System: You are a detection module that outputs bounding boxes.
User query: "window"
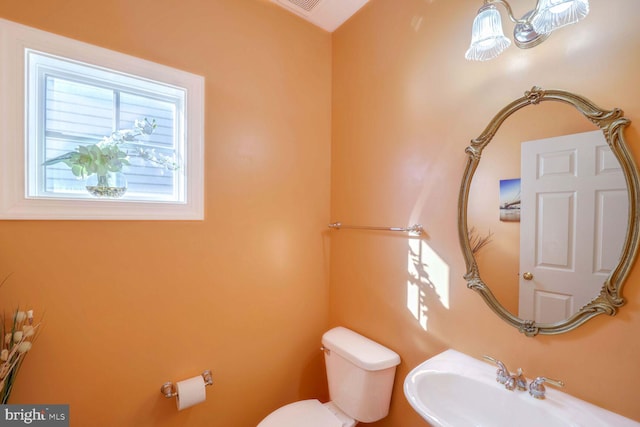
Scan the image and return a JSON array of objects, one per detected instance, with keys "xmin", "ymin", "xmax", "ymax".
[
  {"xmin": 28, "ymin": 51, "xmax": 186, "ymax": 202},
  {"xmin": 0, "ymin": 18, "xmax": 204, "ymax": 219}
]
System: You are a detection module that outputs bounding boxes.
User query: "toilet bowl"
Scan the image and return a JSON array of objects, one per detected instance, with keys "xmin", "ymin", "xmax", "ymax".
[
  {"xmin": 257, "ymin": 400, "xmax": 355, "ymax": 427},
  {"xmin": 257, "ymin": 327, "xmax": 401, "ymax": 427}
]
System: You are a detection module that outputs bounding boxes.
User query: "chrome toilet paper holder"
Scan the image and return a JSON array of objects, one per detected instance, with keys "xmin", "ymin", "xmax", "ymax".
[{"xmin": 160, "ymin": 370, "xmax": 213, "ymax": 398}]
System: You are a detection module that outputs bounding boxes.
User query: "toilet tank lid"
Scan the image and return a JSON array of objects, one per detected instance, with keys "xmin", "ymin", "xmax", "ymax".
[{"xmin": 322, "ymin": 327, "xmax": 401, "ymax": 371}]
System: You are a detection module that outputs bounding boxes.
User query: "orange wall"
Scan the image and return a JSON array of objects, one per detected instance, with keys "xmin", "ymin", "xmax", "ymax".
[
  {"xmin": 3, "ymin": 0, "xmax": 640, "ymax": 426},
  {"xmin": 0, "ymin": 1, "xmax": 331, "ymax": 426},
  {"xmin": 331, "ymin": 0, "xmax": 640, "ymax": 425}
]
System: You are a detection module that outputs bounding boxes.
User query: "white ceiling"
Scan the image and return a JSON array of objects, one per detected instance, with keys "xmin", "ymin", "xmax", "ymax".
[{"xmin": 271, "ymin": 0, "xmax": 369, "ymax": 32}]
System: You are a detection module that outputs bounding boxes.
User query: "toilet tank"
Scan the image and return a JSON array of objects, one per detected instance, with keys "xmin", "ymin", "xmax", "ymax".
[{"xmin": 321, "ymin": 327, "xmax": 401, "ymax": 423}]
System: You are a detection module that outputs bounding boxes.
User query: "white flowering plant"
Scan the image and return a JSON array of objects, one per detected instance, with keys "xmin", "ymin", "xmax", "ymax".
[
  {"xmin": 0, "ymin": 305, "xmax": 40, "ymax": 404},
  {"xmin": 43, "ymin": 118, "xmax": 179, "ymax": 179}
]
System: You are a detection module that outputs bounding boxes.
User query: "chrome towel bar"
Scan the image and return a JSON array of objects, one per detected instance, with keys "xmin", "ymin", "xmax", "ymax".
[{"xmin": 328, "ymin": 222, "xmax": 424, "ymax": 235}]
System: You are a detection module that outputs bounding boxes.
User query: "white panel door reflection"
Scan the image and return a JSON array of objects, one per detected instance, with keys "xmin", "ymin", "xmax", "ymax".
[{"xmin": 519, "ymin": 130, "xmax": 628, "ymax": 323}]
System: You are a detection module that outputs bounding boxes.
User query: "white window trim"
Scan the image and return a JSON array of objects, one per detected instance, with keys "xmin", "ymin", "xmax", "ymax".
[{"xmin": 0, "ymin": 18, "xmax": 205, "ymax": 220}]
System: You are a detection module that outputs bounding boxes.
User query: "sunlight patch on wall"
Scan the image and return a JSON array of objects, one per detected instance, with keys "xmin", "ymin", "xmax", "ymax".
[{"xmin": 407, "ymin": 238, "xmax": 450, "ymax": 330}]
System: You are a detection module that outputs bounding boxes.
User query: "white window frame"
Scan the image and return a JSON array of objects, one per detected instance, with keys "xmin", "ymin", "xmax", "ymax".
[
  {"xmin": 0, "ymin": 18, "xmax": 205, "ymax": 220},
  {"xmin": 27, "ymin": 50, "xmax": 187, "ymax": 203}
]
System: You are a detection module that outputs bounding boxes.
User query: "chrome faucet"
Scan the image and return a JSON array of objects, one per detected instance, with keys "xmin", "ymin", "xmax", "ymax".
[
  {"xmin": 513, "ymin": 368, "xmax": 527, "ymax": 391},
  {"xmin": 483, "ymin": 356, "xmax": 528, "ymax": 391},
  {"xmin": 529, "ymin": 376, "xmax": 565, "ymax": 399},
  {"xmin": 483, "ymin": 355, "xmax": 565, "ymax": 399}
]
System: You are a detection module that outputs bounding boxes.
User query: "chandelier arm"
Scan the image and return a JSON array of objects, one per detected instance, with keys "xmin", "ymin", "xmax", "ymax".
[{"xmin": 484, "ymin": 0, "xmax": 540, "ymax": 25}]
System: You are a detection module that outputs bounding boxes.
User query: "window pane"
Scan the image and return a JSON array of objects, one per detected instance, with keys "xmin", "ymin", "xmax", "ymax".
[
  {"xmin": 119, "ymin": 92, "xmax": 178, "ymax": 198},
  {"xmin": 45, "ymin": 76, "xmax": 113, "ymax": 139},
  {"xmin": 44, "ymin": 76, "xmax": 114, "ymax": 194},
  {"xmin": 36, "ymin": 56, "xmax": 184, "ymax": 202}
]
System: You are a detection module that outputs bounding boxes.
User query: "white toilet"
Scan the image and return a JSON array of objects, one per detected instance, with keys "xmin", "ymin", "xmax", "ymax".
[{"xmin": 257, "ymin": 326, "xmax": 401, "ymax": 427}]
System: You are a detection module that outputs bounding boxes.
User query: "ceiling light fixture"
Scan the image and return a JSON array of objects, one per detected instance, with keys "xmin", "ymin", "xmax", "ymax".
[{"xmin": 465, "ymin": 0, "xmax": 589, "ymax": 61}]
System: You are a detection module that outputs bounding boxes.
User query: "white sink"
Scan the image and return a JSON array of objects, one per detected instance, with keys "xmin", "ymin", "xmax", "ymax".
[{"xmin": 404, "ymin": 349, "xmax": 640, "ymax": 427}]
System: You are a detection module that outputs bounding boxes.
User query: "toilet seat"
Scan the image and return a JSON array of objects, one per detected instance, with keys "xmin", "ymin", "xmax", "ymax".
[{"xmin": 257, "ymin": 399, "xmax": 345, "ymax": 427}]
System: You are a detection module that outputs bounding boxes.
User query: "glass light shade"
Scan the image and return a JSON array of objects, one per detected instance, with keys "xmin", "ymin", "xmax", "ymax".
[
  {"xmin": 465, "ymin": 5, "xmax": 512, "ymax": 61},
  {"xmin": 530, "ymin": 0, "xmax": 589, "ymax": 35}
]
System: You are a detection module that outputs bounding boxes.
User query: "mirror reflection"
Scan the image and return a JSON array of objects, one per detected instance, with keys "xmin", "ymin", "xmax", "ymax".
[{"xmin": 458, "ymin": 87, "xmax": 640, "ymax": 336}]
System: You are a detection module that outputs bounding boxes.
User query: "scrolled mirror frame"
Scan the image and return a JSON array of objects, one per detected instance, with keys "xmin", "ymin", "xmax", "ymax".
[{"xmin": 458, "ymin": 86, "xmax": 640, "ymax": 336}]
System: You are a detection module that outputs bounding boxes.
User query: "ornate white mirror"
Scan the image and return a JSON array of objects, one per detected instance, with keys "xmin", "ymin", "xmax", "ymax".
[{"xmin": 458, "ymin": 87, "xmax": 640, "ymax": 336}]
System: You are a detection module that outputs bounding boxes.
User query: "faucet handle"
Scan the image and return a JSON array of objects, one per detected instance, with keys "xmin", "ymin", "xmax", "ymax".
[
  {"xmin": 482, "ymin": 355, "xmax": 510, "ymax": 385},
  {"xmin": 529, "ymin": 376, "xmax": 565, "ymax": 399}
]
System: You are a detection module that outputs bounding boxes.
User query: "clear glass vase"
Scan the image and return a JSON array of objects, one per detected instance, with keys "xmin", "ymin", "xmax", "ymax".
[{"xmin": 85, "ymin": 172, "xmax": 128, "ymax": 198}]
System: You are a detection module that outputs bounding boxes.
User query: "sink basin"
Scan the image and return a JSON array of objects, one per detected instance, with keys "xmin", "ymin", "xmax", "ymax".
[{"xmin": 404, "ymin": 349, "xmax": 640, "ymax": 427}]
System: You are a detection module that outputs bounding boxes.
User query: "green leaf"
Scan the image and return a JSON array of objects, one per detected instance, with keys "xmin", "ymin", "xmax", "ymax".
[{"xmin": 70, "ymin": 164, "xmax": 84, "ymax": 177}]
